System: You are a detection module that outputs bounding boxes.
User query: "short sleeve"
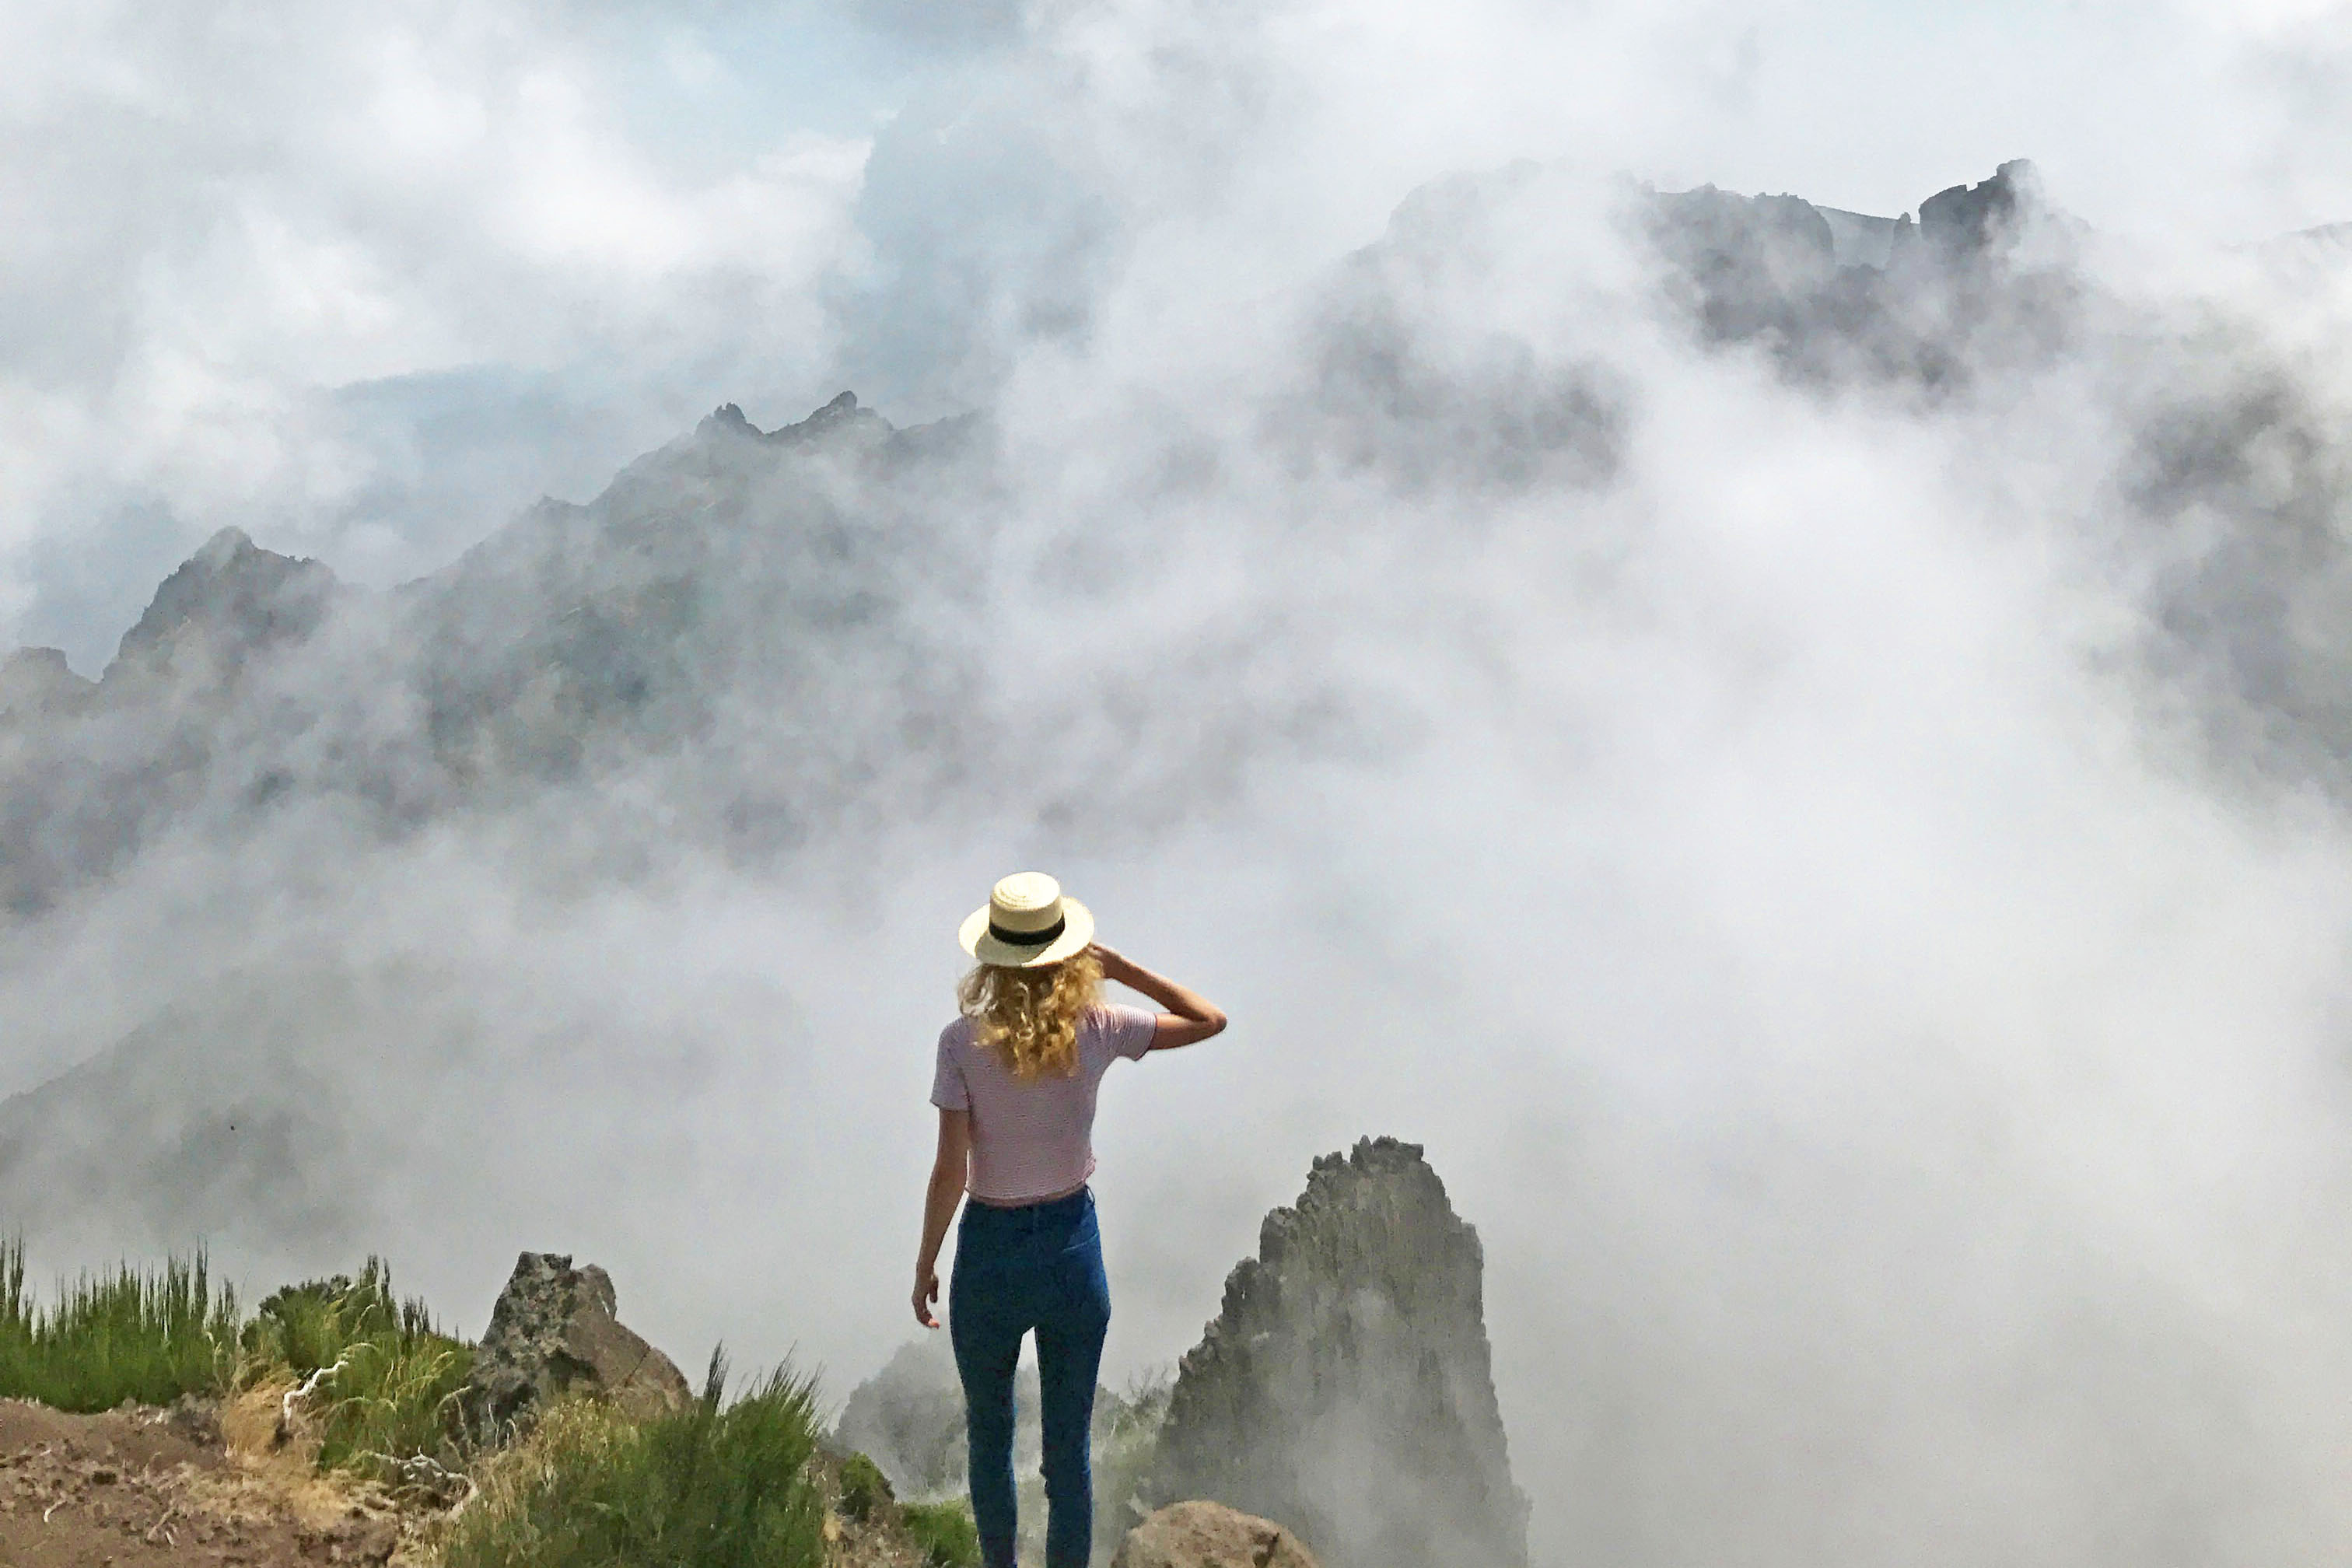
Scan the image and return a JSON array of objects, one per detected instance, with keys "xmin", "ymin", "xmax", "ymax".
[
  {"xmin": 1101, "ymin": 1003, "xmax": 1159, "ymax": 1062},
  {"xmin": 930, "ymin": 1025, "xmax": 970, "ymax": 1111}
]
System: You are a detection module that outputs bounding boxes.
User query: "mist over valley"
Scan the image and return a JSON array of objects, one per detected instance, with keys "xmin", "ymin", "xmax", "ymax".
[{"xmin": 11, "ymin": 5, "xmax": 2352, "ymax": 1560}]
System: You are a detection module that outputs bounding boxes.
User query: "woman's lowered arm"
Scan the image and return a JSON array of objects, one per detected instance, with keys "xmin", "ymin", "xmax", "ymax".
[{"xmin": 913, "ymin": 1108, "xmax": 971, "ymax": 1328}]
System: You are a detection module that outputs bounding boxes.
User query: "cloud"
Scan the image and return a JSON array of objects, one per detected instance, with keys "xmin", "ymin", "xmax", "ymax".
[
  {"xmin": 0, "ymin": 0, "xmax": 870, "ymax": 663},
  {"xmin": 17, "ymin": 3, "xmax": 2352, "ymax": 1566},
  {"xmin": 14, "ymin": 0, "xmax": 2352, "ymax": 667}
]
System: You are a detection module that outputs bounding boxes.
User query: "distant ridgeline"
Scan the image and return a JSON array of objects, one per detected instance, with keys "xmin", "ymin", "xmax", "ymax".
[
  {"xmin": 1359, "ymin": 156, "xmax": 2083, "ymax": 395},
  {"xmin": 0, "ymin": 393, "xmax": 988, "ymax": 915},
  {"xmin": 8, "ymin": 157, "xmax": 2352, "ymax": 919}
]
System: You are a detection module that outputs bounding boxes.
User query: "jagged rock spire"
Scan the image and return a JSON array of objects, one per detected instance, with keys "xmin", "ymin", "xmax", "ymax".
[{"xmin": 1146, "ymin": 1137, "xmax": 1528, "ymax": 1568}]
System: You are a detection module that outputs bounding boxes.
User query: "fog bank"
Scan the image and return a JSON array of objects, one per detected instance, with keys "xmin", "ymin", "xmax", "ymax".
[{"xmin": 11, "ymin": 5, "xmax": 2352, "ymax": 1566}]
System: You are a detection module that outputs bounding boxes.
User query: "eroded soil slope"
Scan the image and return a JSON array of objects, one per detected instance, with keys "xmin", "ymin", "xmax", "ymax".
[{"xmin": 0, "ymin": 1396, "xmax": 405, "ymax": 1568}]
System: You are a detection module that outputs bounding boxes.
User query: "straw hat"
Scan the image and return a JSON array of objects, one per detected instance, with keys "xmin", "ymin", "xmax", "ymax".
[{"xmin": 960, "ymin": 871, "xmax": 1094, "ymax": 968}]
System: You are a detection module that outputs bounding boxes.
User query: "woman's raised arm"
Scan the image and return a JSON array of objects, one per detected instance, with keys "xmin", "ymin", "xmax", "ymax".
[{"xmin": 1089, "ymin": 943, "xmax": 1227, "ymax": 1050}]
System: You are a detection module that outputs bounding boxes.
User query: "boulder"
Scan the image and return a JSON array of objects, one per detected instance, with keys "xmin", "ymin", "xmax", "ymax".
[
  {"xmin": 1113, "ymin": 1501, "xmax": 1320, "ymax": 1568},
  {"xmin": 1145, "ymin": 1136, "xmax": 1528, "ymax": 1568},
  {"xmin": 458, "ymin": 1251, "xmax": 693, "ymax": 1444}
]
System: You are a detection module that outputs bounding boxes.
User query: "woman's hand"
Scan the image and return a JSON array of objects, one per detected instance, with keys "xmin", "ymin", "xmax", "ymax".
[
  {"xmin": 1090, "ymin": 943, "xmax": 1226, "ymax": 1050},
  {"xmin": 913, "ymin": 1268, "xmax": 942, "ymax": 1329}
]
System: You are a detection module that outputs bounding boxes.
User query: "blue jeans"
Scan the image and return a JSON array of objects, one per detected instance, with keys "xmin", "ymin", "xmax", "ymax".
[{"xmin": 950, "ymin": 1187, "xmax": 1112, "ymax": 1568}]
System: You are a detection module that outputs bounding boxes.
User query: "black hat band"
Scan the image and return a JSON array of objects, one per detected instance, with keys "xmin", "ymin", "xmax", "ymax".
[{"xmin": 988, "ymin": 915, "xmax": 1066, "ymax": 949}]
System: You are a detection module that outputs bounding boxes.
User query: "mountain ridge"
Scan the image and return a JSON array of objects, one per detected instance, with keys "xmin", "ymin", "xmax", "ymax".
[{"xmin": 6, "ymin": 156, "xmax": 2351, "ymax": 920}]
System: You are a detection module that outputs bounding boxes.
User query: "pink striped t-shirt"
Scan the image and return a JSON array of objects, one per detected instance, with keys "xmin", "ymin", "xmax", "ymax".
[{"xmin": 930, "ymin": 1003, "xmax": 1160, "ymax": 1203}]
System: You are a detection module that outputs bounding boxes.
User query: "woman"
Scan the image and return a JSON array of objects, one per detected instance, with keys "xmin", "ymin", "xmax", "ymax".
[{"xmin": 914, "ymin": 871, "xmax": 1227, "ymax": 1568}]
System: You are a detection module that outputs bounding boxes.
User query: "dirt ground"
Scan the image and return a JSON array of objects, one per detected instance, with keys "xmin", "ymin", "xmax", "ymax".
[
  {"xmin": 0, "ymin": 1394, "xmax": 937, "ymax": 1568},
  {"xmin": 0, "ymin": 1395, "xmax": 411, "ymax": 1568}
]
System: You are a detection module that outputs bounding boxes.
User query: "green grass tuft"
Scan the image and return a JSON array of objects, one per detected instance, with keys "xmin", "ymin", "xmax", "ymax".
[
  {"xmin": 244, "ymin": 1257, "xmax": 450, "ymax": 1372},
  {"xmin": 440, "ymin": 1347, "xmax": 827, "ymax": 1568},
  {"xmin": 309, "ymin": 1329, "xmax": 475, "ymax": 1481},
  {"xmin": 242, "ymin": 1258, "xmax": 474, "ymax": 1486},
  {"xmin": 901, "ymin": 1499, "xmax": 983, "ymax": 1568},
  {"xmin": 0, "ymin": 1239, "xmax": 240, "ymax": 1411}
]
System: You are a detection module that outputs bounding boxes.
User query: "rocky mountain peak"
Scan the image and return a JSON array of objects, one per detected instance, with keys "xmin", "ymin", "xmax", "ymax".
[
  {"xmin": 1146, "ymin": 1136, "xmax": 1528, "ymax": 1568},
  {"xmin": 694, "ymin": 390, "xmax": 891, "ymax": 450},
  {"xmin": 770, "ymin": 389, "xmax": 870, "ymax": 443},
  {"xmin": 105, "ymin": 527, "xmax": 337, "ymax": 688},
  {"xmin": 192, "ymin": 524, "xmax": 256, "ymax": 569},
  {"xmin": 699, "ymin": 402, "xmax": 758, "ymax": 438}
]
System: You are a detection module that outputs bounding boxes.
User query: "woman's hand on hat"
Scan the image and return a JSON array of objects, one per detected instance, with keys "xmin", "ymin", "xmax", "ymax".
[{"xmin": 1087, "ymin": 942, "xmax": 1134, "ymax": 982}]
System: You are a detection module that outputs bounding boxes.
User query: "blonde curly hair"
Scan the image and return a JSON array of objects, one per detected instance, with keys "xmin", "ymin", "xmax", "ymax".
[{"xmin": 957, "ymin": 950, "xmax": 1103, "ymax": 1080}]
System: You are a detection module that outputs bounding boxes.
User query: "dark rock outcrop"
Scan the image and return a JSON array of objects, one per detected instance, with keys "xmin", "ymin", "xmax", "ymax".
[
  {"xmin": 1919, "ymin": 158, "xmax": 2039, "ymax": 262},
  {"xmin": 1115, "ymin": 1502, "xmax": 1321, "ymax": 1568},
  {"xmin": 693, "ymin": 390, "xmax": 892, "ymax": 450},
  {"xmin": 1146, "ymin": 1137, "xmax": 1527, "ymax": 1568},
  {"xmin": 762, "ymin": 389, "xmax": 889, "ymax": 448},
  {"xmin": 104, "ymin": 526, "xmax": 337, "ymax": 691},
  {"xmin": 458, "ymin": 1251, "xmax": 693, "ymax": 1443},
  {"xmin": 1636, "ymin": 157, "xmax": 2081, "ymax": 387}
]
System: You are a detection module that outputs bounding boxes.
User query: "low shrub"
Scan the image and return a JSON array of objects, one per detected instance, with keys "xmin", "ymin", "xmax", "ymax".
[
  {"xmin": 839, "ymin": 1449, "xmax": 895, "ymax": 1522},
  {"xmin": 0, "ymin": 1240, "xmax": 240, "ymax": 1411},
  {"xmin": 244, "ymin": 1258, "xmax": 447, "ymax": 1373},
  {"xmin": 901, "ymin": 1499, "xmax": 983, "ymax": 1568},
  {"xmin": 440, "ymin": 1349, "xmax": 827, "ymax": 1568}
]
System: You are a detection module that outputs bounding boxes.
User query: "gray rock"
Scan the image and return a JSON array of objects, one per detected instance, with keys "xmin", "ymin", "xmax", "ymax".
[
  {"xmin": 1114, "ymin": 1501, "xmax": 1321, "ymax": 1568},
  {"xmin": 459, "ymin": 1251, "xmax": 693, "ymax": 1444},
  {"xmin": 1146, "ymin": 1136, "xmax": 1528, "ymax": 1568}
]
